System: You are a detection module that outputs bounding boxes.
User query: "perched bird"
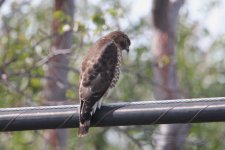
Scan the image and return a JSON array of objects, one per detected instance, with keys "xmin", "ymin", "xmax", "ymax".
[{"xmin": 78, "ymin": 31, "xmax": 131, "ymax": 137}]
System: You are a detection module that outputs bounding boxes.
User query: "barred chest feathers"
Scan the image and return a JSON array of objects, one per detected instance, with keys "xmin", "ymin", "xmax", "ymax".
[
  {"xmin": 110, "ymin": 44, "xmax": 122, "ymax": 88},
  {"xmin": 78, "ymin": 31, "xmax": 130, "ymax": 137}
]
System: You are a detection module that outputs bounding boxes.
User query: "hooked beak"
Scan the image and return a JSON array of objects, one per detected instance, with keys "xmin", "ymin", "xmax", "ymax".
[{"xmin": 125, "ymin": 46, "xmax": 129, "ymax": 53}]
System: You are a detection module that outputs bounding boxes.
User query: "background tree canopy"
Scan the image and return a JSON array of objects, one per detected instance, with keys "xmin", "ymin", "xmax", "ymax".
[{"xmin": 0, "ymin": 0, "xmax": 224, "ymax": 149}]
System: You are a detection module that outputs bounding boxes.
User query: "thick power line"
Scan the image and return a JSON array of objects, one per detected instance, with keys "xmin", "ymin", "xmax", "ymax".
[{"xmin": 0, "ymin": 97, "xmax": 225, "ymax": 131}]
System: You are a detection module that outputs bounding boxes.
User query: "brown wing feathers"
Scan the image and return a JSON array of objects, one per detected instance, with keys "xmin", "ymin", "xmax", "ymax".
[
  {"xmin": 78, "ymin": 31, "xmax": 130, "ymax": 137},
  {"xmin": 78, "ymin": 39, "xmax": 118, "ymax": 136}
]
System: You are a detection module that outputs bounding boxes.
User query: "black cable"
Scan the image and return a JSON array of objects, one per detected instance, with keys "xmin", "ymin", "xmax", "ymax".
[{"xmin": 0, "ymin": 97, "xmax": 224, "ymax": 131}]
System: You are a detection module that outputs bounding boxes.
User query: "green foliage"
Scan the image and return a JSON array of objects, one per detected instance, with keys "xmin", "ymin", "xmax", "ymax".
[
  {"xmin": 177, "ymin": 6, "xmax": 225, "ymax": 149},
  {"xmin": 92, "ymin": 13, "xmax": 105, "ymax": 26},
  {"xmin": 0, "ymin": 0, "xmax": 224, "ymax": 149}
]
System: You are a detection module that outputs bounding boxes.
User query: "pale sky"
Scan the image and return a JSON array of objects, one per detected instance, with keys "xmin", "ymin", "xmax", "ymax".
[
  {"xmin": 129, "ymin": 0, "xmax": 225, "ymax": 37},
  {"xmin": 2, "ymin": 0, "xmax": 225, "ymax": 36},
  {"xmin": 129, "ymin": 0, "xmax": 225, "ymax": 53},
  {"xmin": 1, "ymin": 0, "xmax": 225, "ymax": 49}
]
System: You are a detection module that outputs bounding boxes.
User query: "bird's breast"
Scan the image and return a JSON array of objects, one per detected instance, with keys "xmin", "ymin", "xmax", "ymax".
[{"xmin": 110, "ymin": 49, "xmax": 122, "ymax": 88}]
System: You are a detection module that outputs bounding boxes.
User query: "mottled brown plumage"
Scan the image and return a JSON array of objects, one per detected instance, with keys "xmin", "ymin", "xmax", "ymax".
[{"xmin": 78, "ymin": 31, "xmax": 131, "ymax": 137}]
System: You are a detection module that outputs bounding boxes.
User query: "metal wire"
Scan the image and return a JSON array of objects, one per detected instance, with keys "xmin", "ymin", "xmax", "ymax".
[
  {"xmin": 1, "ymin": 97, "xmax": 224, "ymax": 112},
  {"xmin": 118, "ymin": 97, "xmax": 225, "ymax": 104},
  {"xmin": 0, "ymin": 97, "xmax": 224, "ymax": 131}
]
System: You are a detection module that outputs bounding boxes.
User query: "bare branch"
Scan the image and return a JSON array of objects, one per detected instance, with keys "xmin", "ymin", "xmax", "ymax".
[
  {"xmin": 36, "ymin": 49, "xmax": 72, "ymax": 67},
  {"xmin": 0, "ymin": 0, "xmax": 5, "ymax": 8}
]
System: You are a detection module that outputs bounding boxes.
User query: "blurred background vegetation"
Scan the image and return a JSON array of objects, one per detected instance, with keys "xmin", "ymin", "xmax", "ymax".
[{"xmin": 0, "ymin": 0, "xmax": 224, "ymax": 149}]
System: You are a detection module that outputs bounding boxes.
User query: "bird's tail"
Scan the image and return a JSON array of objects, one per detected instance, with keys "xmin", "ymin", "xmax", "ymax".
[{"xmin": 78, "ymin": 120, "xmax": 90, "ymax": 137}]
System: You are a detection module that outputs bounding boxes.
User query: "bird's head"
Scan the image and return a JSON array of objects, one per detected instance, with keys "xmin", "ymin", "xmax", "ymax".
[{"xmin": 106, "ymin": 31, "xmax": 131, "ymax": 52}]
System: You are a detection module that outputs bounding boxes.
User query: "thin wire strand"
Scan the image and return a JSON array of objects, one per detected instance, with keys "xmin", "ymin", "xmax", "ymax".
[{"xmin": 0, "ymin": 97, "xmax": 224, "ymax": 112}]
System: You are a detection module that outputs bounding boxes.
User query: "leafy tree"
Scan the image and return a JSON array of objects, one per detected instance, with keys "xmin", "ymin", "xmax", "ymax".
[{"xmin": 0, "ymin": 0, "xmax": 224, "ymax": 149}]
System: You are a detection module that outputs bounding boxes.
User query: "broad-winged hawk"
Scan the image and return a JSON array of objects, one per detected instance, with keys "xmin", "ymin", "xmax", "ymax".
[{"xmin": 79, "ymin": 31, "xmax": 131, "ymax": 137}]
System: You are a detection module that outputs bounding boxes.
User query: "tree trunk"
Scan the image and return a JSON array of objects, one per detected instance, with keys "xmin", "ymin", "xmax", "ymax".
[
  {"xmin": 43, "ymin": 0, "xmax": 74, "ymax": 150},
  {"xmin": 151, "ymin": 0, "xmax": 190, "ymax": 150}
]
